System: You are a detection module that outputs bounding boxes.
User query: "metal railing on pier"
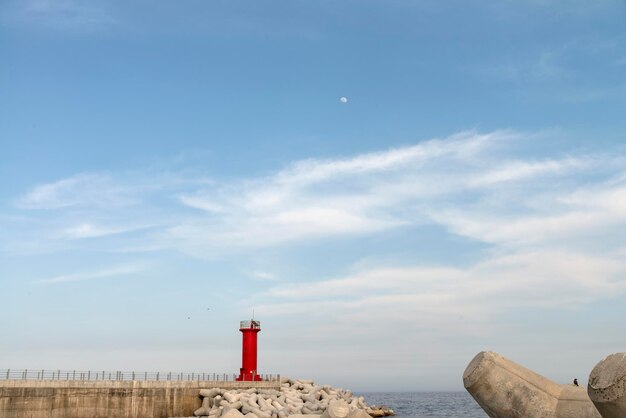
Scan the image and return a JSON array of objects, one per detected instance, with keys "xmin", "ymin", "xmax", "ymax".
[{"xmin": 0, "ymin": 369, "xmax": 280, "ymax": 382}]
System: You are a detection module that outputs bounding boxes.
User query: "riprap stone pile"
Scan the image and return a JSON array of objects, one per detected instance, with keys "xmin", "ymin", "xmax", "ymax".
[{"xmin": 170, "ymin": 377, "xmax": 394, "ymax": 418}]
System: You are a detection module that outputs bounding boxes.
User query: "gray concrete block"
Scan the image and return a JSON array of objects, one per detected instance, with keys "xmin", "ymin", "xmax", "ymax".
[
  {"xmin": 463, "ymin": 351, "xmax": 601, "ymax": 418},
  {"xmin": 587, "ymin": 352, "xmax": 626, "ymax": 418}
]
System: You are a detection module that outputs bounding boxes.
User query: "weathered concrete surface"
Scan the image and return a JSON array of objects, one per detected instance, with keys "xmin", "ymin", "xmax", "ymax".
[
  {"xmin": 320, "ymin": 400, "xmax": 350, "ymax": 418},
  {"xmin": 0, "ymin": 380, "xmax": 279, "ymax": 418},
  {"xmin": 588, "ymin": 352, "xmax": 626, "ymax": 418},
  {"xmin": 463, "ymin": 351, "xmax": 601, "ymax": 418}
]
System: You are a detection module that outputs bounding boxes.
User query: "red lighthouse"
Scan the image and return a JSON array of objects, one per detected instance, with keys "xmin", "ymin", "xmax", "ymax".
[{"xmin": 237, "ymin": 319, "xmax": 262, "ymax": 381}]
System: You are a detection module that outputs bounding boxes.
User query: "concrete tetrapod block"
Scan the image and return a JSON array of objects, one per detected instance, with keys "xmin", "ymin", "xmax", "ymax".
[
  {"xmin": 195, "ymin": 397, "xmax": 213, "ymax": 416},
  {"xmin": 288, "ymin": 415, "xmax": 321, "ymax": 418},
  {"xmin": 320, "ymin": 400, "xmax": 350, "ymax": 418},
  {"xmin": 587, "ymin": 352, "xmax": 626, "ymax": 418},
  {"xmin": 201, "ymin": 389, "xmax": 223, "ymax": 400},
  {"xmin": 222, "ymin": 409, "xmax": 246, "ymax": 418},
  {"xmin": 463, "ymin": 351, "xmax": 601, "ymax": 418},
  {"xmin": 346, "ymin": 409, "xmax": 371, "ymax": 418}
]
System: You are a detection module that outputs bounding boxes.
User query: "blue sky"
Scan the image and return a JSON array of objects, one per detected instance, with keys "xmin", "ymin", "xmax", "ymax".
[{"xmin": 1, "ymin": 0, "xmax": 626, "ymax": 391}]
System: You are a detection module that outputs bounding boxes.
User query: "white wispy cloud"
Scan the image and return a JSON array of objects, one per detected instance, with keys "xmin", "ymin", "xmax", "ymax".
[
  {"xmin": 35, "ymin": 263, "xmax": 146, "ymax": 284},
  {"xmin": 3, "ymin": 0, "xmax": 117, "ymax": 31},
  {"xmin": 248, "ymin": 271, "xmax": 279, "ymax": 281},
  {"xmin": 479, "ymin": 50, "xmax": 569, "ymax": 83},
  {"xmin": 165, "ymin": 130, "xmax": 623, "ymax": 256},
  {"xmin": 467, "ymin": 157, "xmax": 586, "ymax": 187},
  {"xmin": 16, "ymin": 173, "xmax": 135, "ymax": 210},
  {"xmin": 62, "ymin": 223, "xmax": 155, "ymax": 239},
  {"xmin": 167, "ymin": 131, "xmax": 518, "ymax": 253},
  {"xmin": 10, "ymin": 130, "xmax": 626, "ymax": 258},
  {"xmin": 251, "ymin": 248, "xmax": 626, "ymax": 328},
  {"xmin": 427, "ymin": 180, "xmax": 626, "ymax": 247}
]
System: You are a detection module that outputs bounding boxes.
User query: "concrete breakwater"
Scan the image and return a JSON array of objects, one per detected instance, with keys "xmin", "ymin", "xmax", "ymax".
[
  {"xmin": 173, "ymin": 377, "xmax": 394, "ymax": 418},
  {"xmin": 0, "ymin": 377, "xmax": 393, "ymax": 418},
  {"xmin": 0, "ymin": 379, "xmax": 279, "ymax": 418}
]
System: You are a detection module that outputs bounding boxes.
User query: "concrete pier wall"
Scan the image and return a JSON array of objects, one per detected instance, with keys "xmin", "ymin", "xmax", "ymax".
[{"xmin": 0, "ymin": 380, "xmax": 280, "ymax": 418}]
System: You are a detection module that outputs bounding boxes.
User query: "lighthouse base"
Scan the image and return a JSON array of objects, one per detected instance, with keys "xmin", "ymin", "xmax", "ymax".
[{"xmin": 236, "ymin": 369, "xmax": 262, "ymax": 381}]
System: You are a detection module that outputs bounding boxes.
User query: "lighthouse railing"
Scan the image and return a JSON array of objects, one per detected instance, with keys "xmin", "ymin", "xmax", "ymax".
[{"xmin": 0, "ymin": 369, "xmax": 281, "ymax": 382}]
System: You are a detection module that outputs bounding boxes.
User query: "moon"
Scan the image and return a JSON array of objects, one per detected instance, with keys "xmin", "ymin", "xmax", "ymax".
[{"xmin": 339, "ymin": 96, "xmax": 348, "ymax": 104}]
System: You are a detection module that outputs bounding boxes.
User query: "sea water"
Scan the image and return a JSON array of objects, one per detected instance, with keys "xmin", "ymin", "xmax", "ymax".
[{"xmin": 358, "ymin": 392, "xmax": 487, "ymax": 418}]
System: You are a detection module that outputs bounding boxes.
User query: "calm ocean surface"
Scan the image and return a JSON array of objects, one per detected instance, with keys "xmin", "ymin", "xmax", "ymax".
[{"xmin": 358, "ymin": 392, "xmax": 487, "ymax": 418}]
